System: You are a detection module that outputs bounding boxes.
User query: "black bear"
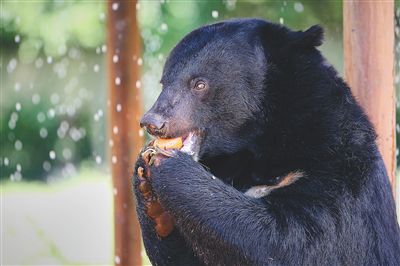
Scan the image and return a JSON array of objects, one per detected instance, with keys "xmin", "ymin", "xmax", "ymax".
[{"xmin": 133, "ymin": 18, "xmax": 400, "ymax": 265}]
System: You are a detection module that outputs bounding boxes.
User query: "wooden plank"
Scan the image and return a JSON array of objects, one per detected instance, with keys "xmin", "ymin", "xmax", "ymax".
[
  {"xmin": 107, "ymin": 0, "xmax": 143, "ymax": 265},
  {"xmin": 343, "ymin": 0, "xmax": 396, "ymax": 195}
]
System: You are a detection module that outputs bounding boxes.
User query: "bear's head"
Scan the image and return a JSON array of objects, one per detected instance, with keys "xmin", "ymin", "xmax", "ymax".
[{"xmin": 140, "ymin": 18, "xmax": 324, "ymax": 160}]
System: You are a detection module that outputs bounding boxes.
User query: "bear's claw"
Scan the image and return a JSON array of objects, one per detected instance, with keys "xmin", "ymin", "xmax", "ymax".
[{"xmin": 137, "ymin": 147, "xmax": 175, "ymax": 237}]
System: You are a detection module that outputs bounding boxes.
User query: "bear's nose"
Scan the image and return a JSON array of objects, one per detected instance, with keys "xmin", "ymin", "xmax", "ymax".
[{"xmin": 140, "ymin": 113, "xmax": 166, "ymax": 136}]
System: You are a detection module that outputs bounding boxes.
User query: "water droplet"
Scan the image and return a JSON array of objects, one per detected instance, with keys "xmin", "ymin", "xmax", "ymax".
[
  {"xmin": 115, "ymin": 255, "xmax": 121, "ymax": 264},
  {"xmin": 61, "ymin": 121, "xmax": 69, "ymax": 131},
  {"xmin": 16, "ymin": 172, "xmax": 22, "ymax": 181},
  {"xmin": 224, "ymin": 0, "xmax": 236, "ymax": 10},
  {"xmin": 43, "ymin": 161, "xmax": 51, "ymax": 171},
  {"xmin": 113, "ymin": 54, "xmax": 119, "ymax": 63},
  {"xmin": 7, "ymin": 58, "xmax": 17, "ymax": 73},
  {"xmin": 109, "ymin": 139, "xmax": 114, "ymax": 147},
  {"xmin": 136, "ymin": 80, "xmax": 141, "ymax": 89},
  {"xmin": 48, "ymin": 108, "xmax": 56, "ymax": 118},
  {"xmin": 113, "ymin": 126, "xmax": 119, "ymax": 134},
  {"xmin": 99, "ymin": 12, "xmax": 105, "ymax": 21},
  {"xmin": 116, "ymin": 104, "xmax": 122, "ymax": 112},
  {"xmin": 49, "ymin": 150, "xmax": 56, "ymax": 160},
  {"xmin": 15, "ymin": 140, "xmax": 23, "ymax": 150},
  {"xmin": 294, "ymin": 2, "xmax": 304, "ymax": 13},
  {"xmin": 40, "ymin": 128, "xmax": 48, "ymax": 138},
  {"xmin": 16, "ymin": 164, "xmax": 22, "ymax": 172},
  {"xmin": 139, "ymin": 129, "xmax": 144, "ymax": 137},
  {"xmin": 37, "ymin": 112, "xmax": 46, "ymax": 123},
  {"xmin": 94, "ymin": 64, "xmax": 100, "ymax": 72},
  {"xmin": 160, "ymin": 23, "xmax": 168, "ymax": 32},
  {"xmin": 112, "ymin": 2, "xmax": 119, "ymax": 11},
  {"xmin": 47, "ymin": 56, "xmax": 53, "ymax": 64},
  {"xmin": 63, "ymin": 148, "xmax": 72, "ymax": 160},
  {"xmin": 51, "ymin": 93, "xmax": 60, "ymax": 105},
  {"xmin": 11, "ymin": 171, "xmax": 22, "ymax": 181},
  {"xmin": 137, "ymin": 58, "xmax": 143, "ymax": 66},
  {"xmin": 4, "ymin": 157, "xmax": 9, "ymax": 166},
  {"xmin": 115, "ymin": 77, "xmax": 121, "ymax": 86},
  {"xmin": 112, "ymin": 156, "xmax": 117, "ymax": 164},
  {"xmin": 101, "ymin": 44, "xmax": 107, "ymax": 53},
  {"xmin": 62, "ymin": 163, "xmax": 76, "ymax": 177},
  {"xmin": 94, "ymin": 109, "xmax": 104, "ymax": 121},
  {"xmin": 15, "ymin": 102, "xmax": 21, "ymax": 111},
  {"xmin": 212, "ymin": 10, "xmax": 219, "ymax": 18},
  {"xmin": 14, "ymin": 82, "xmax": 21, "ymax": 92},
  {"xmin": 32, "ymin": 94, "xmax": 40, "ymax": 104},
  {"xmin": 8, "ymin": 113, "xmax": 18, "ymax": 129},
  {"xmin": 69, "ymin": 127, "xmax": 82, "ymax": 141},
  {"xmin": 8, "ymin": 121, "xmax": 16, "ymax": 130},
  {"xmin": 95, "ymin": 156, "xmax": 102, "ymax": 164},
  {"xmin": 279, "ymin": 17, "xmax": 284, "ymax": 24},
  {"xmin": 11, "ymin": 112, "xmax": 18, "ymax": 121},
  {"xmin": 136, "ymin": 2, "xmax": 140, "ymax": 10}
]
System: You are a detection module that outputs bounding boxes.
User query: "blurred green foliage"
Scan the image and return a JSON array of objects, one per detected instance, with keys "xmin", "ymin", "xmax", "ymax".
[
  {"xmin": 1, "ymin": 1, "xmax": 105, "ymax": 60},
  {"xmin": 138, "ymin": 1, "xmax": 344, "ymax": 69},
  {"xmin": 1, "ymin": 1, "xmax": 106, "ymax": 180},
  {"xmin": 0, "ymin": 102, "xmax": 92, "ymax": 180}
]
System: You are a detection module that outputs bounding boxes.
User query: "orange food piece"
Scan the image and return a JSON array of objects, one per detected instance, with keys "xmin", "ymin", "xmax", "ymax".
[{"xmin": 153, "ymin": 137, "xmax": 183, "ymax": 150}]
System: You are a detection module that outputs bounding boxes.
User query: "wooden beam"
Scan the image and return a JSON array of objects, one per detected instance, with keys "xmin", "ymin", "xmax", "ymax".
[
  {"xmin": 107, "ymin": 0, "xmax": 143, "ymax": 265},
  {"xmin": 343, "ymin": 0, "xmax": 396, "ymax": 194}
]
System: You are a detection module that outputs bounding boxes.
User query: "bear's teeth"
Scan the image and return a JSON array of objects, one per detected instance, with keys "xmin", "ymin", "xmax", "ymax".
[{"xmin": 181, "ymin": 131, "xmax": 200, "ymax": 161}]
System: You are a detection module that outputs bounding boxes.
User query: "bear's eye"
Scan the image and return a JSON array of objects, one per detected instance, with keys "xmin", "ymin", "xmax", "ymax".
[{"xmin": 193, "ymin": 80, "xmax": 208, "ymax": 91}]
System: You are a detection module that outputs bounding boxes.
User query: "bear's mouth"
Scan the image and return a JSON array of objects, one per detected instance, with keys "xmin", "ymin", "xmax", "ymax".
[
  {"xmin": 152, "ymin": 130, "xmax": 203, "ymax": 161},
  {"xmin": 180, "ymin": 131, "xmax": 202, "ymax": 161}
]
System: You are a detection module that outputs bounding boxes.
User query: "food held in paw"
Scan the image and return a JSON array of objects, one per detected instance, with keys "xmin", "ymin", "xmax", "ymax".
[{"xmin": 153, "ymin": 137, "xmax": 183, "ymax": 150}]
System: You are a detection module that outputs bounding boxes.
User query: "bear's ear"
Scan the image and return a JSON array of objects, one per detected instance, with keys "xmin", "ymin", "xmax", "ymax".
[{"xmin": 292, "ymin": 25, "xmax": 324, "ymax": 48}]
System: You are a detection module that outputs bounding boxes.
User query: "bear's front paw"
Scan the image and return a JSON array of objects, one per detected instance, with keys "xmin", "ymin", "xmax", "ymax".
[{"xmin": 135, "ymin": 147, "xmax": 175, "ymax": 238}]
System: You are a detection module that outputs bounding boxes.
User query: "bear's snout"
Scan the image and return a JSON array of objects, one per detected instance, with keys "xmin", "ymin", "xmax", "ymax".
[{"xmin": 140, "ymin": 112, "xmax": 166, "ymax": 137}]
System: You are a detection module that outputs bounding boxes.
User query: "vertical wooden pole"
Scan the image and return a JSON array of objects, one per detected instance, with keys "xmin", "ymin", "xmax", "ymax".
[
  {"xmin": 344, "ymin": 0, "xmax": 396, "ymax": 194},
  {"xmin": 107, "ymin": 0, "xmax": 143, "ymax": 265}
]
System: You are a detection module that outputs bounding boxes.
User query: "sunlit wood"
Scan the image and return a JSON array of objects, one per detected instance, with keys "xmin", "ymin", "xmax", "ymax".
[
  {"xmin": 344, "ymin": 0, "xmax": 396, "ymax": 195},
  {"xmin": 107, "ymin": 0, "xmax": 143, "ymax": 265}
]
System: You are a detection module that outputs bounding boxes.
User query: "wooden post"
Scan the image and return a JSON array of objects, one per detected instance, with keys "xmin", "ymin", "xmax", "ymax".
[
  {"xmin": 343, "ymin": 0, "xmax": 396, "ymax": 194},
  {"xmin": 107, "ymin": 0, "xmax": 143, "ymax": 265}
]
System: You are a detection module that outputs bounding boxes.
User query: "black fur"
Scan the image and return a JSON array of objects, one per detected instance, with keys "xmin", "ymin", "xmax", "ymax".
[{"xmin": 133, "ymin": 18, "xmax": 400, "ymax": 265}]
